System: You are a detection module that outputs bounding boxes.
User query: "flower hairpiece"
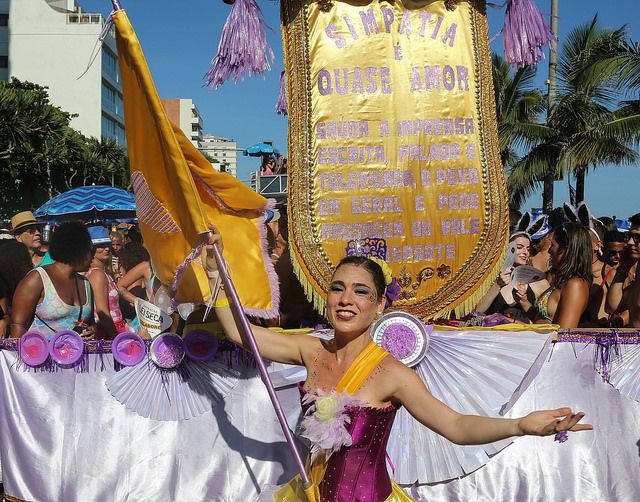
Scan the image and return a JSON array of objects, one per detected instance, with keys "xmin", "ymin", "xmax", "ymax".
[
  {"xmin": 369, "ymin": 257, "xmax": 392, "ymax": 286},
  {"xmin": 367, "ymin": 257, "xmax": 400, "ymax": 307}
]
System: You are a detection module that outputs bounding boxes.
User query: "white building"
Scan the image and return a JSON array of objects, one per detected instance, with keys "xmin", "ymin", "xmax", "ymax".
[
  {"xmin": 161, "ymin": 98, "xmax": 203, "ymax": 148},
  {"xmin": 1, "ymin": 0, "xmax": 125, "ymax": 144},
  {"xmin": 200, "ymin": 134, "xmax": 238, "ymax": 177}
]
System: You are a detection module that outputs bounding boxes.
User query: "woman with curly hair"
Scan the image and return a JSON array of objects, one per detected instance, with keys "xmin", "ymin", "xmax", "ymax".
[{"xmin": 11, "ymin": 221, "xmax": 96, "ymax": 339}]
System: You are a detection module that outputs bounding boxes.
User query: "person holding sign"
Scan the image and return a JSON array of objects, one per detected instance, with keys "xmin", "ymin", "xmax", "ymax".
[
  {"xmin": 475, "ymin": 215, "xmax": 550, "ymax": 323},
  {"xmin": 204, "ymin": 224, "xmax": 592, "ymax": 501}
]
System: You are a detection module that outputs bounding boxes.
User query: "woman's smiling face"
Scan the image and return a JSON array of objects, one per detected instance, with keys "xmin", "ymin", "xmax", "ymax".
[
  {"xmin": 512, "ymin": 235, "xmax": 531, "ymax": 266},
  {"xmin": 327, "ymin": 264, "xmax": 385, "ymax": 338}
]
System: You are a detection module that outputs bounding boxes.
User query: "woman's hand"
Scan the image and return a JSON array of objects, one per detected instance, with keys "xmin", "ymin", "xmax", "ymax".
[
  {"xmin": 517, "ymin": 407, "xmax": 592, "ymax": 437},
  {"xmin": 513, "ymin": 282, "xmax": 531, "ymax": 308},
  {"xmin": 496, "ymin": 268, "xmax": 512, "ymax": 288},
  {"xmin": 204, "ymin": 223, "xmax": 223, "ymax": 273},
  {"xmin": 78, "ymin": 325, "xmax": 97, "ymax": 340}
]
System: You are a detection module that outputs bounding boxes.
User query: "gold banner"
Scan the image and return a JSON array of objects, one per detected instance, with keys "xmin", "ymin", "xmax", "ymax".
[{"xmin": 282, "ymin": 0, "xmax": 508, "ymax": 318}]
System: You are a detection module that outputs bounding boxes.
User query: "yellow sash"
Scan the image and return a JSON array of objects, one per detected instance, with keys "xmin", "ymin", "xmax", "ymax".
[{"xmin": 274, "ymin": 341, "xmax": 412, "ymax": 501}]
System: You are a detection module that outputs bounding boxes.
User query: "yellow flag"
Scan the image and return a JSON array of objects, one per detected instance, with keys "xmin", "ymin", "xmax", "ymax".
[{"xmin": 113, "ymin": 10, "xmax": 278, "ymax": 315}]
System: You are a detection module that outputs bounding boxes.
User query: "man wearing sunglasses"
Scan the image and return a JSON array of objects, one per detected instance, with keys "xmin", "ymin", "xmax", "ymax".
[
  {"xmin": 606, "ymin": 213, "xmax": 640, "ymax": 327},
  {"xmin": 10, "ymin": 211, "xmax": 47, "ymax": 267}
]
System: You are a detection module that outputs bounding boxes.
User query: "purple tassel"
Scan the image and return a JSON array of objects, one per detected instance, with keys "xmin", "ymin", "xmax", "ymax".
[
  {"xmin": 503, "ymin": 0, "xmax": 553, "ymax": 68},
  {"xmin": 275, "ymin": 70, "xmax": 288, "ymax": 116},
  {"xmin": 205, "ymin": 0, "xmax": 274, "ymax": 90},
  {"xmin": 595, "ymin": 331, "xmax": 621, "ymax": 383}
]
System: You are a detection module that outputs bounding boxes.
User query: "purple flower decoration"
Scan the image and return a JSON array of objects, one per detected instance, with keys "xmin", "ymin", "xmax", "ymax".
[
  {"xmin": 385, "ymin": 278, "xmax": 400, "ymax": 308},
  {"xmin": 554, "ymin": 431, "xmax": 569, "ymax": 443}
]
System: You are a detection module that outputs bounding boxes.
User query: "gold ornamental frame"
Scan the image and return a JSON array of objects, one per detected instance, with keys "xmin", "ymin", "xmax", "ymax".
[{"xmin": 281, "ymin": 0, "xmax": 509, "ymax": 319}]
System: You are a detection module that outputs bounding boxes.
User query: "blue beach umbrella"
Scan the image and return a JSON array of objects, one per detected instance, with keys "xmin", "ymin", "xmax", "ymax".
[
  {"xmin": 243, "ymin": 143, "xmax": 280, "ymax": 156},
  {"xmin": 34, "ymin": 185, "xmax": 137, "ymax": 222}
]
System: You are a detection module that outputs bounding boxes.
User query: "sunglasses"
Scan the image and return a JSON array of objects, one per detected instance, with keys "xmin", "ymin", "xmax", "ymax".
[
  {"xmin": 607, "ymin": 249, "xmax": 623, "ymax": 256},
  {"xmin": 625, "ymin": 232, "xmax": 640, "ymax": 244}
]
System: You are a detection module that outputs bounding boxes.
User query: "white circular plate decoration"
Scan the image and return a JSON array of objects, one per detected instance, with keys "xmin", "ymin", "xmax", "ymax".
[{"xmin": 371, "ymin": 312, "xmax": 431, "ymax": 367}]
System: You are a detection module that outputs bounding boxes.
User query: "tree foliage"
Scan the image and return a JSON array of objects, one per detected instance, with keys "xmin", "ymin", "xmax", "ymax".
[
  {"xmin": 505, "ymin": 17, "xmax": 640, "ymax": 209},
  {"xmin": 0, "ymin": 78, "xmax": 129, "ymax": 217},
  {"xmin": 491, "ymin": 53, "xmax": 547, "ymax": 171}
]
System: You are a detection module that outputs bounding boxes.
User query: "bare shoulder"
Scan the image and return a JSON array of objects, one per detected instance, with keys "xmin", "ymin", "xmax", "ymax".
[
  {"xmin": 530, "ymin": 278, "xmax": 551, "ymax": 295},
  {"xmin": 565, "ymin": 277, "xmax": 590, "ymax": 293},
  {"xmin": 18, "ymin": 269, "xmax": 43, "ymax": 290},
  {"xmin": 372, "ymin": 354, "xmax": 421, "ymax": 394},
  {"xmin": 297, "ymin": 332, "xmax": 327, "ymax": 359},
  {"xmin": 87, "ymin": 270, "xmax": 106, "ymax": 285}
]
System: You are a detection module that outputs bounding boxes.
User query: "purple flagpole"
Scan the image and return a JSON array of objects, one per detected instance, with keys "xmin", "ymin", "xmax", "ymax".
[
  {"xmin": 110, "ymin": 0, "xmax": 122, "ymax": 10},
  {"xmin": 211, "ymin": 243, "xmax": 311, "ymax": 489}
]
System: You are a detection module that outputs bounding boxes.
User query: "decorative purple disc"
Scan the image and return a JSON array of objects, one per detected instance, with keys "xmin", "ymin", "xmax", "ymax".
[
  {"xmin": 184, "ymin": 330, "xmax": 218, "ymax": 361},
  {"xmin": 112, "ymin": 331, "xmax": 147, "ymax": 366},
  {"xmin": 381, "ymin": 324, "xmax": 417, "ymax": 360},
  {"xmin": 150, "ymin": 333, "xmax": 185, "ymax": 369},
  {"xmin": 19, "ymin": 331, "xmax": 50, "ymax": 367},
  {"xmin": 371, "ymin": 312, "xmax": 430, "ymax": 367},
  {"xmin": 49, "ymin": 330, "xmax": 85, "ymax": 366}
]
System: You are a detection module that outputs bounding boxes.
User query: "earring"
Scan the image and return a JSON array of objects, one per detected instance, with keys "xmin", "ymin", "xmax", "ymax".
[{"xmin": 375, "ymin": 310, "xmax": 383, "ymax": 320}]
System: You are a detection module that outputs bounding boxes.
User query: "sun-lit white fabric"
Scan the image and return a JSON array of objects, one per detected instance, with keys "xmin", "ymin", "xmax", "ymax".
[
  {"xmin": 1, "ymin": 337, "xmax": 639, "ymax": 501},
  {"xmin": 0, "ymin": 353, "xmax": 301, "ymax": 502},
  {"xmin": 387, "ymin": 330, "xmax": 552, "ymax": 484},
  {"xmin": 409, "ymin": 341, "xmax": 640, "ymax": 501},
  {"xmin": 609, "ymin": 342, "xmax": 640, "ymax": 403}
]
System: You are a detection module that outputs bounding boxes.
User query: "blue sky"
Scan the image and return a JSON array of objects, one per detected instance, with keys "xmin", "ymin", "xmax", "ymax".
[{"xmin": 82, "ymin": 0, "xmax": 640, "ymax": 218}]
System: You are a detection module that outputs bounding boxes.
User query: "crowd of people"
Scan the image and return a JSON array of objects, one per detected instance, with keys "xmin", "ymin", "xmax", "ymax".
[
  {"xmin": 1, "ymin": 203, "xmax": 639, "ymax": 340},
  {"xmin": 259, "ymin": 154, "xmax": 287, "ymax": 176},
  {"xmin": 0, "ymin": 205, "xmax": 600, "ymax": 501},
  {"xmin": 0, "ymin": 212, "xmax": 150, "ymax": 340},
  {"xmin": 0, "ymin": 204, "xmax": 316, "ymax": 340},
  {"xmin": 475, "ymin": 206, "xmax": 640, "ymax": 329}
]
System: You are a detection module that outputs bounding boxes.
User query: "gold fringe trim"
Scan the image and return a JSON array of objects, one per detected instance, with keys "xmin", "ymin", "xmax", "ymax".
[
  {"xmin": 435, "ymin": 323, "xmax": 560, "ymax": 333},
  {"xmin": 290, "ymin": 243, "xmax": 327, "ymax": 318}
]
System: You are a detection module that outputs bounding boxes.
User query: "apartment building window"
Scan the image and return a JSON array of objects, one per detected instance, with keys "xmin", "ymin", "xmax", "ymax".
[
  {"xmin": 102, "ymin": 49, "xmax": 119, "ymax": 84},
  {"xmin": 0, "ymin": 14, "xmax": 8, "ymax": 26},
  {"xmin": 102, "ymin": 114, "xmax": 116, "ymax": 140},
  {"xmin": 116, "ymin": 124, "xmax": 126, "ymax": 146},
  {"xmin": 101, "ymin": 82, "xmax": 116, "ymax": 113},
  {"xmin": 0, "ymin": 56, "xmax": 7, "ymax": 69},
  {"xmin": 115, "ymin": 92, "xmax": 123, "ymax": 119}
]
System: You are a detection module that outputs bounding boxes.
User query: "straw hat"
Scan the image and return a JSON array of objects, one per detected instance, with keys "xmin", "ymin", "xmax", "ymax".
[{"xmin": 10, "ymin": 211, "xmax": 44, "ymax": 235}]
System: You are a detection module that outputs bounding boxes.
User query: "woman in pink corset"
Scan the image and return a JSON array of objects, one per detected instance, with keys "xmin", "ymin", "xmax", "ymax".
[{"xmin": 205, "ymin": 225, "xmax": 592, "ymax": 501}]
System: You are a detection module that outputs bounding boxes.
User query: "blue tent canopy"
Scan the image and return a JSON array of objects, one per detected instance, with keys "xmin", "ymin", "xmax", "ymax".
[{"xmin": 34, "ymin": 185, "xmax": 137, "ymax": 222}]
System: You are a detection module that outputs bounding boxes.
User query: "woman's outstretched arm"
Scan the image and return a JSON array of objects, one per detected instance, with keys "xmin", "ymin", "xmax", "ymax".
[{"xmin": 386, "ymin": 359, "xmax": 592, "ymax": 445}]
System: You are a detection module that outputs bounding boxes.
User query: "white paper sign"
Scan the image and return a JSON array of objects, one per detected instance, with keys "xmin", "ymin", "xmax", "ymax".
[
  {"xmin": 501, "ymin": 243, "xmax": 518, "ymax": 271},
  {"xmin": 511, "ymin": 265, "xmax": 546, "ymax": 285},
  {"xmin": 135, "ymin": 298, "xmax": 172, "ymax": 338}
]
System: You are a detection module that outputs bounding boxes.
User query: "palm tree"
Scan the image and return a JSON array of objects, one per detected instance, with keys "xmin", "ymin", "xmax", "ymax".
[
  {"xmin": 491, "ymin": 53, "xmax": 547, "ymax": 176},
  {"xmin": 507, "ymin": 17, "xmax": 640, "ymax": 208}
]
